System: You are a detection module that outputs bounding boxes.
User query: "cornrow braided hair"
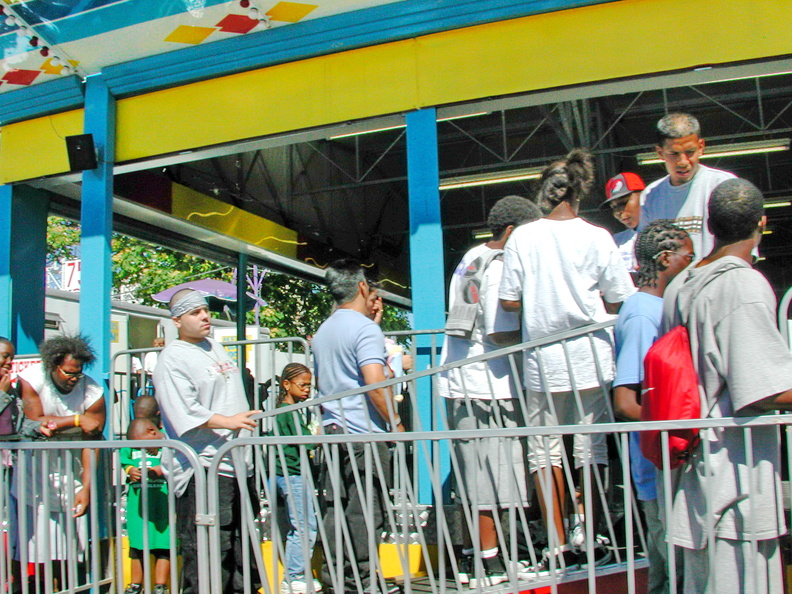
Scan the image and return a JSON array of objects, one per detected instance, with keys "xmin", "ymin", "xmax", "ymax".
[
  {"xmin": 277, "ymin": 362, "xmax": 311, "ymax": 405},
  {"xmin": 634, "ymin": 220, "xmax": 690, "ymax": 288}
]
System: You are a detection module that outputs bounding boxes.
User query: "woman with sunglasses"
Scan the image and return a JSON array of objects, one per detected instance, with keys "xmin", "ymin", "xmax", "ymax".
[{"xmin": 12, "ymin": 334, "xmax": 105, "ymax": 592}]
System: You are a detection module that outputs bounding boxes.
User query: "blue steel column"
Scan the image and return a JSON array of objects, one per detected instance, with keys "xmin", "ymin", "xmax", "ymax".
[
  {"xmin": 0, "ymin": 186, "xmax": 11, "ymax": 340},
  {"xmin": 2, "ymin": 185, "xmax": 50, "ymax": 354},
  {"xmin": 406, "ymin": 108, "xmax": 447, "ymax": 504},
  {"xmin": 79, "ymin": 74, "xmax": 115, "ymax": 431}
]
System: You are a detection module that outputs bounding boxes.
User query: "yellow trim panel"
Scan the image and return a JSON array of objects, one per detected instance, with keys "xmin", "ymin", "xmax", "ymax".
[
  {"xmin": 0, "ymin": 110, "xmax": 82, "ymax": 183},
  {"xmin": 2, "ymin": 0, "xmax": 791, "ymax": 183},
  {"xmin": 170, "ymin": 183, "xmax": 299, "ymax": 258}
]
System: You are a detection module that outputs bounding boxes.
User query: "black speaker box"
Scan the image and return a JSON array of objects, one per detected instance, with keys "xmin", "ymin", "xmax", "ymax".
[{"xmin": 65, "ymin": 134, "xmax": 98, "ymax": 172}]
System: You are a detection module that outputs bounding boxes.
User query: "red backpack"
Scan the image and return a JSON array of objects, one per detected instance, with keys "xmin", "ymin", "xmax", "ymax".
[{"xmin": 639, "ymin": 324, "xmax": 701, "ymax": 469}]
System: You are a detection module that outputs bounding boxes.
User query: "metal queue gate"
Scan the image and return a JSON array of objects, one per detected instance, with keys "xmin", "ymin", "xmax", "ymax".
[{"xmin": 3, "ymin": 323, "xmax": 792, "ymax": 592}]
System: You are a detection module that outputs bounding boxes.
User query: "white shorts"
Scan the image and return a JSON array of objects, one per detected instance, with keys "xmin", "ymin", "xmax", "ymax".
[{"xmin": 526, "ymin": 386, "xmax": 611, "ymax": 474}]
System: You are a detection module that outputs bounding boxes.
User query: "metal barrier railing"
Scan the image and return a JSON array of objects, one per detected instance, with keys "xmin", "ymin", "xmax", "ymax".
[
  {"xmin": 205, "ymin": 415, "xmax": 792, "ymax": 594},
  {"xmin": 0, "ymin": 438, "xmax": 207, "ymax": 594},
  {"xmin": 10, "ymin": 320, "xmax": 791, "ymax": 593}
]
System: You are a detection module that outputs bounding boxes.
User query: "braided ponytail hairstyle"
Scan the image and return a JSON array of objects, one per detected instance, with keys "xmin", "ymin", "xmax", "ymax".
[
  {"xmin": 277, "ymin": 362, "xmax": 311, "ymax": 405},
  {"xmin": 634, "ymin": 220, "xmax": 690, "ymax": 288},
  {"xmin": 536, "ymin": 149, "xmax": 595, "ymax": 212}
]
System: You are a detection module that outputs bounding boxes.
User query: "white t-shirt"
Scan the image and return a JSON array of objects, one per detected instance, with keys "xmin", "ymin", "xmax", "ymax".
[
  {"xmin": 143, "ymin": 351, "xmax": 159, "ymax": 375},
  {"xmin": 499, "ymin": 218, "xmax": 636, "ymax": 392},
  {"xmin": 438, "ymin": 243, "xmax": 522, "ymax": 400},
  {"xmin": 153, "ymin": 338, "xmax": 252, "ymax": 497},
  {"xmin": 661, "ymin": 257, "xmax": 792, "ymax": 546},
  {"xmin": 613, "ymin": 228, "xmax": 637, "ymax": 273},
  {"xmin": 12, "ymin": 364, "xmax": 104, "ymax": 508},
  {"xmin": 638, "ymin": 164, "xmax": 735, "ymax": 260}
]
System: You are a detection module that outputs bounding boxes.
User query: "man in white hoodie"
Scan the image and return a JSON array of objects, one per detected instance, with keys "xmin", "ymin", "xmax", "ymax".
[{"xmin": 661, "ymin": 178, "xmax": 792, "ymax": 592}]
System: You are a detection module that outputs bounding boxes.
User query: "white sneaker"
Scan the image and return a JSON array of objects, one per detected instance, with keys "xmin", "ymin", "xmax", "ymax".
[
  {"xmin": 280, "ymin": 578, "xmax": 323, "ymax": 593},
  {"xmin": 568, "ymin": 521, "xmax": 585, "ymax": 550}
]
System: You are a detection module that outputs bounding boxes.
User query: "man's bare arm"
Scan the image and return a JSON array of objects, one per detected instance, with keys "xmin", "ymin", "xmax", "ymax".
[
  {"xmin": 752, "ymin": 389, "xmax": 792, "ymax": 412},
  {"xmin": 613, "ymin": 385, "xmax": 642, "ymax": 421},
  {"xmin": 361, "ymin": 363, "xmax": 404, "ymax": 432},
  {"xmin": 206, "ymin": 410, "xmax": 260, "ymax": 431},
  {"xmin": 78, "ymin": 396, "xmax": 106, "ymax": 436},
  {"xmin": 488, "ymin": 330, "xmax": 521, "ymax": 346}
]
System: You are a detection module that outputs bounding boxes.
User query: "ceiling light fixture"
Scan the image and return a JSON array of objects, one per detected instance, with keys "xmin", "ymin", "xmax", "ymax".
[
  {"xmin": 766, "ymin": 200, "xmax": 791, "ymax": 209},
  {"xmin": 438, "ymin": 111, "xmax": 489, "ymax": 122},
  {"xmin": 636, "ymin": 138, "xmax": 790, "ymax": 165},
  {"xmin": 472, "ymin": 229, "xmax": 493, "ymax": 240},
  {"xmin": 329, "ymin": 124, "xmax": 406, "ymax": 140},
  {"xmin": 329, "ymin": 112, "xmax": 488, "ymax": 140},
  {"xmin": 439, "ymin": 167, "xmax": 543, "ymax": 191}
]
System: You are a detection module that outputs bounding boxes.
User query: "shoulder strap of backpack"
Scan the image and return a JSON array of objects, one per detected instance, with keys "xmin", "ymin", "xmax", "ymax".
[
  {"xmin": 672, "ymin": 267, "xmax": 737, "ymax": 471},
  {"xmin": 445, "ymin": 248, "xmax": 504, "ymax": 337},
  {"xmin": 0, "ymin": 390, "xmax": 13, "ymax": 415}
]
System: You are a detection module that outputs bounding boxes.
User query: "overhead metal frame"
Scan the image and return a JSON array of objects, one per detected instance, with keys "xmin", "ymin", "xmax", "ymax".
[{"xmin": 27, "ymin": 56, "xmax": 792, "ymax": 297}]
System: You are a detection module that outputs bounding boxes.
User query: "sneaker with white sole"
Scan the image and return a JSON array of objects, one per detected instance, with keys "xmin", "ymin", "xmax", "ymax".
[
  {"xmin": 519, "ymin": 544, "xmax": 579, "ymax": 579},
  {"xmin": 456, "ymin": 553, "xmax": 473, "ymax": 584},
  {"xmin": 280, "ymin": 577, "xmax": 323, "ymax": 593},
  {"xmin": 577, "ymin": 534, "xmax": 613, "ymax": 568},
  {"xmin": 468, "ymin": 555, "xmax": 509, "ymax": 589}
]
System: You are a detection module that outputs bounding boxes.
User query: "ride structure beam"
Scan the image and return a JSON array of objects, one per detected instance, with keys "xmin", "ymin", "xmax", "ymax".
[
  {"xmin": 406, "ymin": 108, "xmax": 447, "ymax": 504},
  {"xmin": 79, "ymin": 74, "xmax": 116, "ymax": 436},
  {"xmin": 0, "ymin": 185, "xmax": 50, "ymax": 354}
]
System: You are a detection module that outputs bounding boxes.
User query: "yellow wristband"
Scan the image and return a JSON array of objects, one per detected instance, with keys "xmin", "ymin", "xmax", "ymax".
[{"xmin": 74, "ymin": 414, "xmax": 80, "ymax": 427}]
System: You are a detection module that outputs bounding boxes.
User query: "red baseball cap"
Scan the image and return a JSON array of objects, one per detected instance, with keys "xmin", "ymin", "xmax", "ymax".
[{"xmin": 603, "ymin": 172, "xmax": 646, "ymax": 206}]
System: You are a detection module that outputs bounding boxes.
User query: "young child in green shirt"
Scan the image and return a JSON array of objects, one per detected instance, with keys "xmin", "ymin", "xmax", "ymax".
[
  {"xmin": 120, "ymin": 416, "xmax": 171, "ymax": 594},
  {"xmin": 273, "ymin": 363, "xmax": 321, "ymax": 594}
]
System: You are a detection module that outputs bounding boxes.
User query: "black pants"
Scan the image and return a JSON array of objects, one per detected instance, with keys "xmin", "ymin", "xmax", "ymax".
[
  {"xmin": 176, "ymin": 475, "xmax": 260, "ymax": 594},
  {"xmin": 320, "ymin": 426, "xmax": 392, "ymax": 593}
]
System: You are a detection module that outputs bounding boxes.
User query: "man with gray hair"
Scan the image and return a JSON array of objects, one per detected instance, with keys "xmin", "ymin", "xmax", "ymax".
[
  {"xmin": 312, "ymin": 259, "xmax": 402, "ymax": 593},
  {"xmin": 153, "ymin": 289, "xmax": 260, "ymax": 594},
  {"xmin": 638, "ymin": 112, "xmax": 735, "ymax": 259}
]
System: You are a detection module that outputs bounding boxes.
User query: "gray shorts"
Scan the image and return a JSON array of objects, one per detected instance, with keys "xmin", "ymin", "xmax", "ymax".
[
  {"xmin": 446, "ymin": 398, "xmax": 529, "ymax": 509},
  {"xmin": 682, "ymin": 536, "xmax": 782, "ymax": 593}
]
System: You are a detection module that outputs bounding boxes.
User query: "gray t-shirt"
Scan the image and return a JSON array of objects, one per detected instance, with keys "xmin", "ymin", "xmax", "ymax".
[
  {"xmin": 312, "ymin": 308, "xmax": 387, "ymax": 434},
  {"xmin": 638, "ymin": 164, "xmax": 735, "ymax": 260},
  {"xmin": 661, "ymin": 256, "xmax": 792, "ymax": 546},
  {"xmin": 153, "ymin": 338, "xmax": 252, "ymax": 497}
]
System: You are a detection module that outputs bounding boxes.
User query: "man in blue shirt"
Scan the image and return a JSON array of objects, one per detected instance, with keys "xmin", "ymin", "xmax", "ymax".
[
  {"xmin": 613, "ymin": 221, "xmax": 692, "ymax": 594},
  {"xmin": 313, "ymin": 259, "xmax": 403, "ymax": 594}
]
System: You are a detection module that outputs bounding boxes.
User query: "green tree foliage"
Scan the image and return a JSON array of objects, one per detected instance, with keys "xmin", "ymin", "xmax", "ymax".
[
  {"xmin": 47, "ymin": 217, "xmax": 411, "ymax": 340},
  {"xmin": 254, "ymin": 273, "xmax": 410, "ymax": 346},
  {"xmin": 111, "ymin": 233, "xmax": 229, "ymax": 306},
  {"xmin": 47, "ymin": 217, "xmax": 81, "ymax": 263}
]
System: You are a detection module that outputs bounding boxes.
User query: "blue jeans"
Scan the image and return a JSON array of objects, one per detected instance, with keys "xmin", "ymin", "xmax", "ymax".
[{"xmin": 276, "ymin": 475, "xmax": 318, "ymax": 581}]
